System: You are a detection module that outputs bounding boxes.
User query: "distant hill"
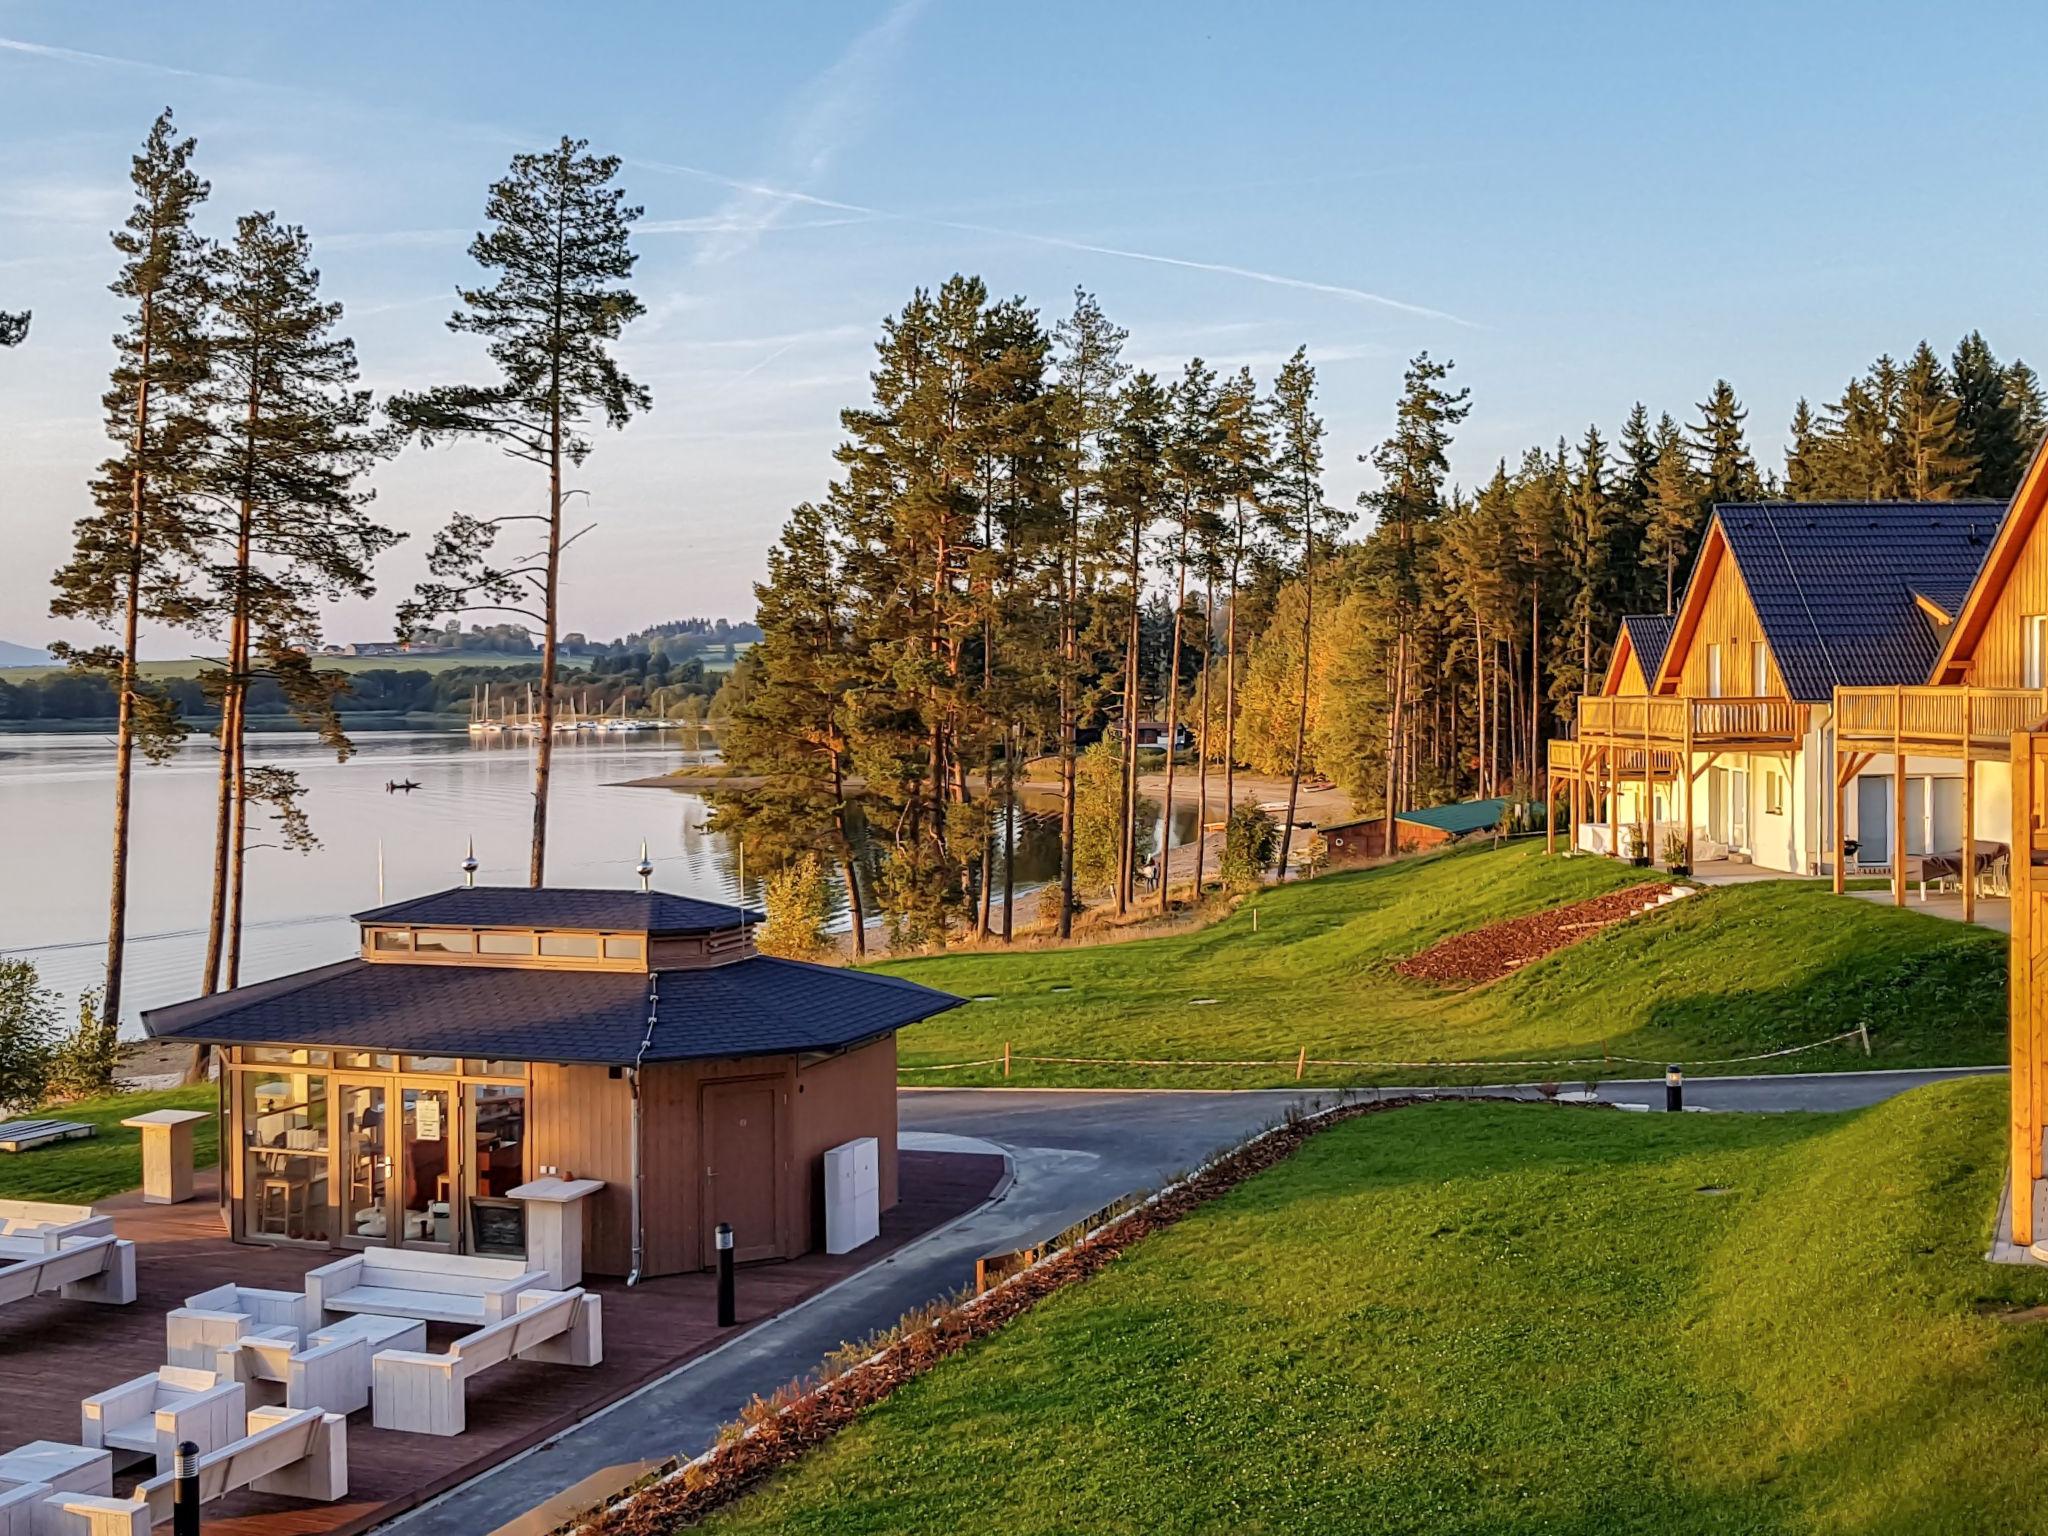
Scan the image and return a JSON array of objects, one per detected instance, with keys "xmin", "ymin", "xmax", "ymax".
[{"xmin": 0, "ymin": 641, "xmax": 52, "ymax": 666}]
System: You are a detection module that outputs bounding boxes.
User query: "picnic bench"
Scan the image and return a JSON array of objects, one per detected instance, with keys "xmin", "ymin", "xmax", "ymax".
[
  {"xmin": 0, "ymin": 1120, "xmax": 95, "ymax": 1155},
  {"xmin": 305, "ymin": 1247, "xmax": 549, "ymax": 1328},
  {"xmin": 79, "ymin": 1367, "xmax": 244, "ymax": 1471},
  {"xmin": 0, "ymin": 1235, "xmax": 136, "ymax": 1309},
  {"xmin": 38, "ymin": 1406, "xmax": 346, "ymax": 1534},
  {"xmin": 371, "ymin": 1287, "xmax": 602, "ymax": 1436}
]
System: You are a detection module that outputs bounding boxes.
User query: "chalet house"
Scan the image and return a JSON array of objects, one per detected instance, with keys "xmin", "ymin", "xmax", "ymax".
[
  {"xmin": 142, "ymin": 887, "xmax": 960, "ymax": 1277},
  {"xmin": 1553, "ymin": 501, "xmax": 2002, "ymax": 876}
]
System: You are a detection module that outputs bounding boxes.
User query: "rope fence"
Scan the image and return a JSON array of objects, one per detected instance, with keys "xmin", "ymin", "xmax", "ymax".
[{"xmin": 898, "ymin": 1026, "xmax": 1873, "ymax": 1078}]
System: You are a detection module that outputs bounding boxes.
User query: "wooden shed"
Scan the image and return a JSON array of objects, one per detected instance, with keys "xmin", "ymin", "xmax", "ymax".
[{"xmin": 143, "ymin": 887, "xmax": 961, "ymax": 1279}]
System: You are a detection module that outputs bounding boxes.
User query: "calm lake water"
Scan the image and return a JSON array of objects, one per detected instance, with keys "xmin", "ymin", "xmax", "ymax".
[{"xmin": 0, "ymin": 728, "xmax": 1198, "ymax": 1035}]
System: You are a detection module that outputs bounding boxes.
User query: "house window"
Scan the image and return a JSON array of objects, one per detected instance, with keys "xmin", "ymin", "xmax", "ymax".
[
  {"xmin": 2026, "ymin": 615, "xmax": 2048, "ymax": 689},
  {"xmin": 1765, "ymin": 773, "xmax": 1784, "ymax": 817},
  {"xmin": 478, "ymin": 931, "xmax": 535, "ymax": 957},
  {"xmin": 539, "ymin": 933, "xmax": 601, "ymax": 958},
  {"xmin": 1706, "ymin": 644, "xmax": 1723, "ymax": 698},
  {"xmin": 1752, "ymin": 643, "xmax": 1768, "ymax": 697}
]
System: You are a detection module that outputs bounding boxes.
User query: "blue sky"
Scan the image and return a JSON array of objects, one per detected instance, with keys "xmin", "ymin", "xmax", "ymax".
[{"xmin": 3, "ymin": 0, "xmax": 2046, "ymax": 650}]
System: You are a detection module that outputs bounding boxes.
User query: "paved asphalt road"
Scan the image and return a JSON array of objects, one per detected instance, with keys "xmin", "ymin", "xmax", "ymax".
[{"xmin": 385, "ymin": 1067, "xmax": 2000, "ymax": 1534}]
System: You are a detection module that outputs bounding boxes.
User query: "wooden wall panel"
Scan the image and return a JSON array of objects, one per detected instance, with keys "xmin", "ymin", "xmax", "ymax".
[
  {"xmin": 529, "ymin": 1064, "xmax": 635, "ymax": 1277},
  {"xmin": 791, "ymin": 1037, "xmax": 900, "ymax": 1253},
  {"xmin": 1668, "ymin": 554, "xmax": 1787, "ymax": 699},
  {"xmin": 1956, "ymin": 517, "xmax": 2048, "ymax": 687}
]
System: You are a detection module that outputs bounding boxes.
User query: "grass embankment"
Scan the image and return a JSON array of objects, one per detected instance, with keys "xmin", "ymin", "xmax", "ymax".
[
  {"xmin": 707, "ymin": 1078, "xmax": 2048, "ymax": 1535},
  {"xmin": 0, "ymin": 1086, "xmax": 217, "ymax": 1204},
  {"xmin": 883, "ymin": 842, "xmax": 2006, "ymax": 1087}
]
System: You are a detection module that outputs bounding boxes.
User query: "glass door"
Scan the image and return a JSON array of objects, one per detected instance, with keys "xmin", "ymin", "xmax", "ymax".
[
  {"xmin": 338, "ymin": 1081, "xmax": 390, "ymax": 1246},
  {"xmin": 398, "ymin": 1083, "xmax": 457, "ymax": 1250}
]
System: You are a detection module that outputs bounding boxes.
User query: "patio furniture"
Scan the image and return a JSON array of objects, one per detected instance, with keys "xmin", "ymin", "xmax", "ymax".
[
  {"xmin": 0, "ymin": 1442, "xmax": 111, "ymax": 1495},
  {"xmin": 215, "ymin": 1327, "xmax": 371, "ymax": 1417},
  {"xmin": 505, "ymin": 1177, "xmax": 603, "ymax": 1287},
  {"xmin": 0, "ymin": 1478, "xmax": 55, "ymax": 1536},
  {"xmin": 309, "ymin": 1310, "xmax": 427, "ymax": 1355},
  {"xmin": 40, "ymin": 1406, "xmax": 346, "ymax": 1534},
  {"xmin": 79, "ymin": 1368, "xmax": 245, "ymax": 1471},
  {"xmin": 371, "ymin": 1288, "xmax": 602, "ymax": 1436},
  {"xmin": 118, "ymin": 1111, "xmax": 209, "ymax": 1206},
  {"xmin": 0, "ymin": 1236, "xmax": 136, "ymax": 1309},
  {"xmin": 0, "ymin": 1121, "xmax": 95, "ymax": 1155},
  {"xmin": 164, "ymin": 1282, "xmax": 318, "ymax": 1369},
  {"xmin": 0, "ymin": 1201, "xmax": 113, "ymax": 1255},
  {"xmin": 305, "ymin": 1247, "xmax": 549, "ymax": 1328}
]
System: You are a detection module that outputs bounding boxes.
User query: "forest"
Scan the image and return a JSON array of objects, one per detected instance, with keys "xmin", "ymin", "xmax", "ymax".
[{"xmin": 719, "ymin": 272, "xmax": 2043, "ymax": 952}]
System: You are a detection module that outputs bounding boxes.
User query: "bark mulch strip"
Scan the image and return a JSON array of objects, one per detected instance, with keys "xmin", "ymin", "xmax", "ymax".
[
  {"xmin": 575, "ymin": 1096, "xmax": 1426, "ymax": 1536},
  {"xmin": 1394, "ymin": 882, "xmax": 1675, "ymax": 988}
]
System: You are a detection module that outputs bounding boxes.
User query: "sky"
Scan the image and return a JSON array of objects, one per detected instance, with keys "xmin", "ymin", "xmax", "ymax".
[{"xmin": 3, "ymin": 0, "xmax": 2047, "ymax": 653}]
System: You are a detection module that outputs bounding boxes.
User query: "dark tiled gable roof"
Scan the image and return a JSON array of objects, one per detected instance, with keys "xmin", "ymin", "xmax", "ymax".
[
  {"xmin": 1619, "ymin": 614, "xmax": 1675, "ymax": 682},
  {"xmin": 1712, "ymin": 501, "xmax": 2004, "ymax": 702},
  {"xmin": 352, "ymin": 886, "xmax": 763, "ymax": 935},
  {"xmin": 141, "ymin": 956, "xmax": 960, "ymax": 1063}
]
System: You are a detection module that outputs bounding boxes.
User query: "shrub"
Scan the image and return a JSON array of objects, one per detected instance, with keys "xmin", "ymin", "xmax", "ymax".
[
  {"xmin": 757, "ymin": 855, "xmax": 834, "ymax": 961},
  {"xmin": 0, "ymin": 957, "xmax": 58, "ymax": 1110},
  {"xmin": 1221, "ymin": 801, "xmax": 1279, "ymax": 893},
  {"xmin": 48, "ymin": 986, "xmax": 121, "ymax": 1101}
]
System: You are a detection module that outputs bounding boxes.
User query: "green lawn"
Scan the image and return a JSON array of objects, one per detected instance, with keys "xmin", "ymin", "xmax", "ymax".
[
  {"xmin": 0, "ymin": 1086, "xmax": 217, "ymax": 1204},
  {"xmin": 883, "ymin": 842, "xmax": 2007, "ymax": 1086},
  {"xmin": 707, "ymin": 1078, "xmax": 2048, "ymax": 1535}
]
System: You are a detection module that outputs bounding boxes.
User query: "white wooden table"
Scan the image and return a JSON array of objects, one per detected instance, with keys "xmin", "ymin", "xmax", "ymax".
[
  {"xmin": 310, "ymin": 1312, "xmax": 427, "ymax": 1354},
  {"xmin": 0, "ymin": 1441, "xmax": 112, "ymax": 1495},
  {"xmin": 120, "ymin": 1109, "xmax": 210, "ymax": 1204}
]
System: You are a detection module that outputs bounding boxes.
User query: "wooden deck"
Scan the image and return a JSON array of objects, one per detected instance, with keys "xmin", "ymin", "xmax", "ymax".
[{"xmin": 0, "ymin": 1150, "xmax": 1004, "ymax": 1536}]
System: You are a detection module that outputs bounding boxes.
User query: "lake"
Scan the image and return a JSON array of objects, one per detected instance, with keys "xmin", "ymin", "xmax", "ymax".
[{"xmin": 0, "ymin": 727, "xmax": 1196, "ymax": 1035}]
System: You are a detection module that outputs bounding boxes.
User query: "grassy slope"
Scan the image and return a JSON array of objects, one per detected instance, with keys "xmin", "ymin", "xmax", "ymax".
[
  {"xmin": 709, "ymin": 1079, "xmax": 2048, "ymax": 1536},
  {"xmin": 882, "ymin": 842, "xmax": 2007, "ymax": 1086},
  {"xmin": 0, "ymin": 1086, "xmax": 217, "ymax": 1203}
]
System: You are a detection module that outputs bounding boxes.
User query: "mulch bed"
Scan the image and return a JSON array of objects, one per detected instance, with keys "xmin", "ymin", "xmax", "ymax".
[
  {"xmin": 1394, "ymin": 882, "xmax": 1674, "ymax": 988},
  {"xmin": 577, "ymin": 1096, "xmax": 1422, "ymax": 1536}
]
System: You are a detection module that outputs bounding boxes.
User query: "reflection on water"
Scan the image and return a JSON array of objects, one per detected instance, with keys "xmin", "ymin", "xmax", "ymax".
[{"xmin": 0, "ymin": 727, "xmax": 1201, "ymax": 1035}]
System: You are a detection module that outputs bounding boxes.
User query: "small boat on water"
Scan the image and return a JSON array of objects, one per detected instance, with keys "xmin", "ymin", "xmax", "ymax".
[{"xmin": 385, "ymin": 779, "xmax": 421, "ymax": 793}]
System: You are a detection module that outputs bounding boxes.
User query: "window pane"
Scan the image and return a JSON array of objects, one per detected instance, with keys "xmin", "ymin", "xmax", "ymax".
[
  {"xmin": 539, "ymin": 933, "xmax": 600, "ymax": 958},
  {"xmin": 334, "ymin": 1050, "xmax": 396, "ymax": 1070},
  {"xmin": 240, "ymin": 1046, "xmax": 330, "ymax": 1066},
  {"xmin": 403, "ymin": 1055, "xmax": 459, "ymax": 1074},
  {"xmin": 465, "ymin": 1059, "xmax": 526, "ymax": 1078},
  {"xmin": 478, "ymin": 931, "xmax": 535, "ymax": 956},
  {"xmin": 371, "ymin": 928, "xmax": 411, "ymax": 952},
  {"xmin": 414, "ymin": 930, "xmax": 476, "ymax": 955},
  {"xmin": 602, "ymin": 935, "xmax": 644, "ymax": 960},
  {"xmin": 243, "ymin": 1072, "xmax": 330, "ymax": 1243},
  {"xmin": 470, "ymin": 1083, "xmax": 526, "ymax": 1203}
]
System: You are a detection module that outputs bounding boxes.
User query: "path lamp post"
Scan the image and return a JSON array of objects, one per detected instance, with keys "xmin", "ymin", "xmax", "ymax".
[
  {"xmin": 173, "ymin": 1440, "xmax": 200, "ymax": 1536},
  {"xmin": 1666, "ymin": 1064, "xmax": 1683, "ymax": 1113},
  {"xmin": 716, "ymin": 1221, "xmax": 736, "ymax": 1327}
]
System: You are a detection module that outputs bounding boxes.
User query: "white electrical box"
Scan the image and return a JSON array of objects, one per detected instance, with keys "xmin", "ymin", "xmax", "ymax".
[{"xmin": 823, "ymin": 1136, "xmax": 880, "ymax": 1255}]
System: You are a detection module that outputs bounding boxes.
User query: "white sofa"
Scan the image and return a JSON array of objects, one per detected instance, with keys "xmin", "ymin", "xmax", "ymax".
[
  {"xmin": 80, "ymin": 1368, "xmax": 245, "ymax": 1471},
  {"xmin": 39, "ymin": 1406, "xmax": 346, "ymax": 1535},
  {"xmin": 164, "ymin": 1283, "xmax": 318, "ymax": 1370},
  {"xmin": 0, "ymin": 1235, "xmax": 136, "ymax": 1309},
  {"xmin": 306, "ymin": 1247, "xmax": 548, "ymax": 1328},
  {"xmin": 371, "ymin": 1288, "xmax": 602, "ymax": 1436},
  {"xmin": 0, "ymin": 1201, "xmax": 114, "ymax": 1258}
]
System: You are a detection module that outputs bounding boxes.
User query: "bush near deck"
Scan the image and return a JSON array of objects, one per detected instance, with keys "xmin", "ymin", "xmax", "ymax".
[
  {"xmin": 705, "ymin": 1079, "xmax": 2048, "ymax": 1536},
  {"xmin": 884, "ymin": 842, "xmax": 2006, "ymax": 1087},
  {"xmin": 0, "ymin": 1086, "xmax": 217, "ymax": 1204}
]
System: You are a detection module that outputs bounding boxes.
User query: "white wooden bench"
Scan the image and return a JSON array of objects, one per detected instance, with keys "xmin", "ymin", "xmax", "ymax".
[
  {"xmin": 0, "ymin": 1235, "xmax": 136, "ymax": 1308},
  {"xmin": 0, "ymin": 1200, "xmax": 113, "ymax": 1256},
  {"xmin": 80, "ymin": 1367, "xmax": 244, "ymax": 1471},
  {"xmin": 371, "ymin": 1288, "xmax": 603, "ymax": 1436},
  {"xmin": 306, "ymin": 1247, "xmax": 548, "ymax": 1328},
  {"xmin": 38, "ymin": 1406, "xmax": 347, "ymax": 1534},
  {"xmin": 164, "ymin": 1282, "xmax": 319, "ymax": 1369},
  {"xmin": 214, "ymin": 1328, "xmax": 371, "ymax": 1417}
]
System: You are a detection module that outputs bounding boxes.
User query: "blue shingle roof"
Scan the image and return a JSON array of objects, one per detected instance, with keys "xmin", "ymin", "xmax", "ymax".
[
  {"xmin": 1618, "ymin": 614, "xmax": 1675, "ymax": 684},
  {"xmin": 1709, "ymin": 501, "xmax": 2004, "ymax": 702},
  {"xmin": 141, "ymin": 955, "xmax": 960, "ymax": 1064},
  {"xmin": 351, "ymin": 886, "xmax": 763, "ymax": 935}
]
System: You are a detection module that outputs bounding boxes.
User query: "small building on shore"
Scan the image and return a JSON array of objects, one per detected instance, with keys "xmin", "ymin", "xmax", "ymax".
[
  {"xmin": 1320, "ymin": 798, "xmax": 1520, "ymax": 868},
  {"xmin": 143, "ymin": 887, "xmax": 961, "ymax": 1278}
]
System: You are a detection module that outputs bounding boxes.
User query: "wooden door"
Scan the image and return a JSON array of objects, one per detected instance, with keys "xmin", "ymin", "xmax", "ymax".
[{"xmin": 701, "ymin": 1081, "xmax": 780, "ymax": 1264}]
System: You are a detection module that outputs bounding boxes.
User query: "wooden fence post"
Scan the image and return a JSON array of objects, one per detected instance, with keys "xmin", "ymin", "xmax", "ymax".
[
  {"xmin": 1003, "ymin": 1041, "xmax": 1011, "ymax": 1080},
  {"xmin": 1295, "ymin": 1046, "xmax": 1307, "ymax": 1081}
]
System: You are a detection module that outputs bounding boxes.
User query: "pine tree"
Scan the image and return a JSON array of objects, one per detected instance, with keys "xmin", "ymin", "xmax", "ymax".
[
  {"xmin": 1565, "ymin": 423, "xmax": 1610, "ymax": 705},
  {"xmin": 389, "ymin": 137, "xmax": 650, "ymax": 886},
  {"xmin": 1264, "ymin": 348, "xmax": 1335, "ymax": 882},
  {"xmin": 1689, "ymin": 380, "xmax": 1763, "ymax": 507},
  {"xmin": 192, "ymin": 212, "xmax": 400, "ymax": 1003},
  {"xmin": 2004, "ymin": 358, "xmax": 2047, "ymax": 486},
  {"xmin": 1953, "ymin": 331, "xmax": 2028, "ymax": 496},
  {"xmin": 1157, "ymin": 358, "xmax": 1222, "ymax": 911},
  {"xmin": 1784, "ymin": 398, "xmax": 1824, "ymax": 499},
  {"xmin": 1642, "ymin": 413, "xmax": 1701, "ymax": 613},
  {"xmin": 1099, "ymin": 371, "xmax": 1170, "ymax": 913},
  {"xmin": 1212, "ymin": 366, "xmax": 1271, "ymax": 818},
  {"xmin": 49, "ymin": 109, "xmax": 213, "ymax": 1033},
  {"xmin": 1894, "ymin": 340, "xmax": 1975, "ymax": 499},
  {"xmin": 1612, "ymin": 403, "xmax": 1658, "ymax": 612}
]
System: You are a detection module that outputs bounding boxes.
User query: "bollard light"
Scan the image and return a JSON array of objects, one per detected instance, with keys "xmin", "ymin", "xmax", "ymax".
[
  {"xmin": 173, "ymin": 1440, "xmax": 201, "ymax": 1536},
  {"xmin": 716, "ymin": 1221, "xmax": 736, "ymax": 1327},
  {"xmin": 1665, "ymin": 1064, "xmax": 1683, "ymax": 1114}
]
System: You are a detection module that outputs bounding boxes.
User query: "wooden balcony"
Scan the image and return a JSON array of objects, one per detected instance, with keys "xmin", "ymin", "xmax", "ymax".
[
  {"xmin": 1547, "ymin": 738, "xmax": 1581, "ymax": 772},
  {"xmin": 1833, "ymin": 685, "xmax": 2048, "ymax": 755},
  {"xmin": 1574, "ymin": 694, "xmax": 1806, "ymax": 752}
]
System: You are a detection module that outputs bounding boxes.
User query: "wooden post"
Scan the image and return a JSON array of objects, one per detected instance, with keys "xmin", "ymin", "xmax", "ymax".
[
  {"xmin": 1892, "ymin": 687, "xmax": 1907, "ymax": 908},
  {"xmin": 1963, "ymin": 693, "xmax": 1976, "ymax": 925},
  {"xmin": 1683, "ymin": 709, "xmax": 1695, "ymax": 873},
  {"xmin": 1831, "ymin": 740, "xmax": 1846, "ymax": 896},
  {"xmin": 2011, "ymin": 732, "xmax": 2036, "ymax": 1247},
  {"xmin": 1642, "ymin": 713, "xmax": 1655, "ymax": 865},
  {"xmin": 1607, "ymin": 746, "xmax": 1619, "ymax": 859},
  {"xmin": 1295, "ymin": 1046, "xmax": 1307, "ymax": 1081},
  {"xmin": 1545, "ymin": 761, "xmax": 1556, "ymax": 854},
  {"xmin": 1003, "ymin": 1041, "xmax": 1011, "ymax": 1079}
]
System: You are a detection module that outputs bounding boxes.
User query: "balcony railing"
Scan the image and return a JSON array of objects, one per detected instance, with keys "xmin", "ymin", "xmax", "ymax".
[
  {"xmin": 1575, "ymin": 694, "xmax": 1804, "ymax": 749},
  {"xmin": 1833, "ymin": 685, "xmax": 2048, "ymax": 753}
]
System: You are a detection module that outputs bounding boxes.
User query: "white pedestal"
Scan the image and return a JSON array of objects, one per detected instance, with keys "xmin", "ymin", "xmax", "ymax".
[
  {"xmin": 121, "ymin": 1109, "xmax": 209, "ymax": 1204},
  {"xmin": 506, "ymin": 1177, "xmax": 603, "ymax": 1288}
]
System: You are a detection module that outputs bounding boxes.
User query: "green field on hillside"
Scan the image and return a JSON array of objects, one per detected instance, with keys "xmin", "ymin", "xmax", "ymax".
[
  {"xmin": 0, "ymin": 651, "xmax": 580, "ymax": 685},
  {"xmin": 707, "ymin": 1079, "xmax": 2048, "ymax": 1535},
  {"xmin": 0, "ymin": 1086, "xmax": 217, "ymax": 1204},
  {"xmin": 883, "ymin": 842, "xmax": 2007, "ymax": 1086}
]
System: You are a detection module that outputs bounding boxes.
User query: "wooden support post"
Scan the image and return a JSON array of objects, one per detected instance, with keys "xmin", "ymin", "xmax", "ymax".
[
  {"xmin": 1893, "ymin": 687, "xmax": 1907, "ymax": 908},
  {"xmin": 1963, "ymin": 695, "xmax": 1976, "ymax": 925},
  {"xmin": 2011, "ymin": 732, "xmax": 2036, "ymax": 1247},
  {"xmin": 1831, "ymin": 734, "xmax": 1846, "ymax": 896},
  {"xmin": 1295, "ymin": 1046, "xmax": 1307, "ymax": 1081},
  {"xmin": 1607, "ymin": 746, "xmax": 1619, "ymax": 859},
  {"xmin": 1642, "ymin": 714, "xmax": 1655, "ymax": 865},
  {"xmin": 1003, "ymin": 1041, "xmax": 1011, "ymax": 1079},
  {"xmin": 1546, "ymin": 764, "xmax": 1556, "ymax": 854},
  {"xmin": 1683, "ymin": 710, "xmax": 1695, "ymax": 873}
]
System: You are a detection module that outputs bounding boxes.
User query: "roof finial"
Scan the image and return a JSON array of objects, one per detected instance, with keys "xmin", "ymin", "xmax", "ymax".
[
  {"xmin": 461, "ymin": 836, "xmax": 479, "ymax": 888},
  {"xmin": 636, "ymin": 839, "xmax": 654, "ymax": 892}
]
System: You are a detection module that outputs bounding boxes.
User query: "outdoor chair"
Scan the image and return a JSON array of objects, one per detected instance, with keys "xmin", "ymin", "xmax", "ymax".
[
  {"xmin": 79, "ymin": 1367, "xmax": 245, "ymax": 1471},
  {"xmin": 165, "ymin": 1283, "xmax": 318, "ymax": 1369}
]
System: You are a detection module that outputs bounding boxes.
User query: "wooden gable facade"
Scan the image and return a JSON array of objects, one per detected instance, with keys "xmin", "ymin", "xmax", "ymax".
[
  {"xmin": 1602, "ymin": 630, "xmax": 1650, "ymax": 696},
  {"xmin": 1932, "ymin": 436, "xmax": 2048, "ymax": 689},
  {"xmin": 1653, "ymin": 518, "xmax": 1789, "ymax": 700}
]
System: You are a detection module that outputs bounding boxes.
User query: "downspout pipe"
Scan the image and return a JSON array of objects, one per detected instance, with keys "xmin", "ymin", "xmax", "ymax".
[{"xmin": 626, "ymin": 973, "xmax": 660, "ymax": 1286}]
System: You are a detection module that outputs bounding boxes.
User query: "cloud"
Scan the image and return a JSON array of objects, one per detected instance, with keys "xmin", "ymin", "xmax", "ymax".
[{"xmin": 0, "ymin": 32, "xmax": 268, "ymax": 88}]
